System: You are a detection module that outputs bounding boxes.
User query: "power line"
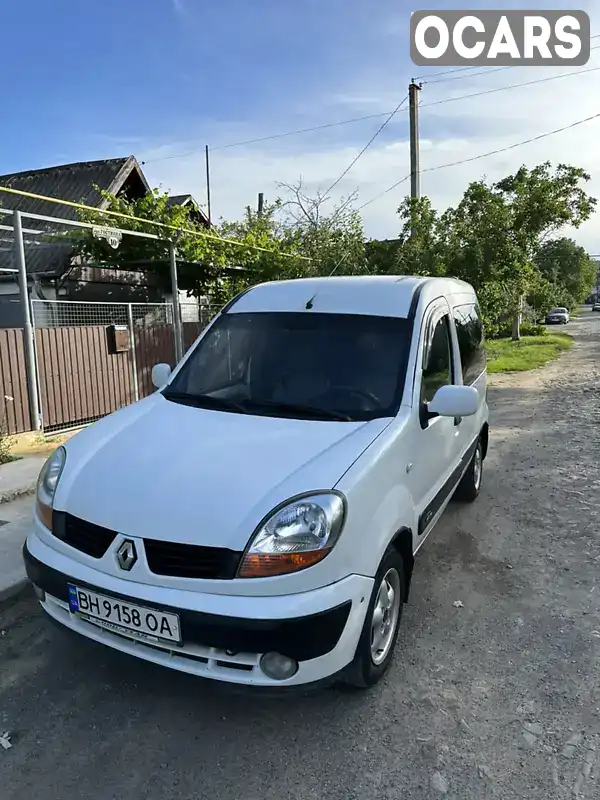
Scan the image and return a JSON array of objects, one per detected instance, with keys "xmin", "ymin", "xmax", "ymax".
[
  {"xmin": 425, "ymin": 65, "xmax": 514, "ymax": 85},
  {"xmin": 142, "ymin": 63, "xmax": 600, "ymax": 165},
  {"xmin": 419, "ymin": 65, "xmax": 600, "ymax": 111},
  {"xmin": 357, "ymin": 174, "xmax": 411, "ymax": 210},
  {"xmin": 141, "ymin": 112, "xmax": 395, "ymax": 163},
  {"xmin": 323, "ymin": 94, "xmax": 409, "ymax": 196},
  {"xmin": 423, "ymin": 111, "xmax": 600, "ymax": 173},
  {"xmin": 426, "ymin": 45, "xmax": 600, "ymax": 84},
  {"xmin": 358, "ymin": 111, "xmax": 600, "ymax": 210},
  {"xmin": 413, "ymin": 32, "xmax": 600, "ymax": 81}
]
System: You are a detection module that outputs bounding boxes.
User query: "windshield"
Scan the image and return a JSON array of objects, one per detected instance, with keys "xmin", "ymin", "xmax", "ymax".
[
  {"xmin": 164, "ymin": 311, "xmax": 410, "ymax": 421},
  {"xmin": 550, "ymin": 308, "xmax": 567, "ymax": 314}
]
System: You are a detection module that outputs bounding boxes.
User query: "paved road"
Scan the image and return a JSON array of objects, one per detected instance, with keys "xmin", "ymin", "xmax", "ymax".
[{"xmin": 1, "ymin": 311, "xmax": 599, "ymax": 799}]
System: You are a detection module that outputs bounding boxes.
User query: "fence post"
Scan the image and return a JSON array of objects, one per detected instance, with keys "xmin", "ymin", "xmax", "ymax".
[
  {"xmin": 13, "ymin": 210, "xmax": 42, "ymax": 431},
  {"xmin": 127, "ymin": 303, "xmax": 140, "ymax": 402},
  {"xmin": 169, "ymin": 241, "xmax": 184, "ymax": 362}
]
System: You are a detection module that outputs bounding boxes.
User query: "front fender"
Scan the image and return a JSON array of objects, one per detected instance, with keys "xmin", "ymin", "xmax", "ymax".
[{"xmin": 335, "ymin": 416, "xmax": 418, "ymax": 578}]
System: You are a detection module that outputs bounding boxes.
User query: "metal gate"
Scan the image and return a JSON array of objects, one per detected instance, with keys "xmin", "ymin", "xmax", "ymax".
[{"xmin": 31, "ymin": 300, "xmax": 177, "ymax": 433}]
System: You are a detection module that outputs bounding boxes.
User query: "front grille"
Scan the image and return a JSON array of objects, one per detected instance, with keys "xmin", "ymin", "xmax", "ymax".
[
  {"xmin": 143, "ymin": 539, "xmax": 242, "ymax": 579},
  {"xmin": 52, "ymin": 512, "xmax": 117, "ymax": 558}
]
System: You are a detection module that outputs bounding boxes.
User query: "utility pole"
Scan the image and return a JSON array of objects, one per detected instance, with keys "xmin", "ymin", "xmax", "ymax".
[
  {"xmin": 205, "ymin": 144, "xmax": 212, "ymax": 225},
  {"xmin": 257, "ymin": 192, "xmax": 264, "ymax": 217},
  {"xmin": 409, "ymin": 80, "xmax": 422, "ymax": 201}
]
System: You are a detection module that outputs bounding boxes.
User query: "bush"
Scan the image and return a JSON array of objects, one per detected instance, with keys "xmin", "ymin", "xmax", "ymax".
[{"xmin": 485, "ymin": 321, "xmax": 548, "ymax": 339}]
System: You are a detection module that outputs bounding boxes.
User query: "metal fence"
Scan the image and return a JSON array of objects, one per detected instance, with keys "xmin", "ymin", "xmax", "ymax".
[
  {"xmin": 0, "ymin": 327, "xmax": 32, "ymax": 435},
  {"xmin": 0, "ymin": 205, "xmax": 223, "ymax": 435},
  {"xmin": 0, "ymin": 299, "xmax": 219, "ymax": 436},
  {"xmin": 26, "ymin": 299, "xmax": 218, "ymax": 434}
]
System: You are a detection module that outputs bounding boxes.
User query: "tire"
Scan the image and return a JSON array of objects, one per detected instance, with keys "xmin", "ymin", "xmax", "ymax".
[
  {"xmin": 340, "ymin": 548, "xmax": 405, "ymax": 689},
  {"xmin": 453, "ymin": 439, "xmax": 483, "ymax": 503}
]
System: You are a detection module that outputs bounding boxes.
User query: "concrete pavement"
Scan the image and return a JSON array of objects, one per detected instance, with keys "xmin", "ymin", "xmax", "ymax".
[
  {"xmin": 0, "ymin": 457, "xmax": 43, "ymax": 601},
  {"xmin": 0, "ymin": 496, "xmax": 34, "ymax": 602},
  {"xmin": 0, "ymin": 456, "xmax": 46, "ymax": 504}
]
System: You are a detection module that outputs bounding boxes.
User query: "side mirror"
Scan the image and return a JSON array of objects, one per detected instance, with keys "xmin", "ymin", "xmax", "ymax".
[
  {"xmin": 151, "ymin": 363, "xmax": 172, "ymax": 389},
  {"xmin": 428, "ymin": 385, "xmax": 479, "ymax": 418}
]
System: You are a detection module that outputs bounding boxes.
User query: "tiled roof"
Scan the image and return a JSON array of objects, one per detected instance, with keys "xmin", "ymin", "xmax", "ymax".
[
  {"xmin": 0, "ymin": 156, "xmax": 149, "ymax": 277},
  {"xmin": 167, "ymin": 194, "xmax": 210, "ymax": 227},
  {"xmin": 0, "ymin": 156, "xmax": 148, "ymax": 219},
  {"xmin": 166, "ymin": 194, "xmax": 193, "ymax": 207}
]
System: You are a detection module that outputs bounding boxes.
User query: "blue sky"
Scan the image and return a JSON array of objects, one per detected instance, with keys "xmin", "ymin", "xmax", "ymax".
[
  {"xmin": 2, "ymin": 0, "xmax": 409, "ymax": 167},
  {"xmin": 1, "ymin": 0, "xmax": 599, "ymax": 248}
]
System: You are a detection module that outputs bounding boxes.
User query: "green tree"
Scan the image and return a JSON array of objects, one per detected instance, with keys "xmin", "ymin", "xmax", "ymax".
[
  {"xmin": 526, "ymin": 274, "xmax": 559, "ymax": 322},
  {"xmin": 534, "ymin": 237, "xmax": 597, "ymax": 306},
  {"xmin": 394, "ymin": 197, "xmax": 447, "ymax": 277},
  {"xmin": 277, "ymin": 181, "xmax": 368, "ymax": 276},
  {"xmin": 74, "ymin": 182, "xmax": 367, "ymax": 305},
  {"xmin": 76, "ymin": 187, "xmax": 225, "ymax": 296},
  {"xmin": 365, "ymin": 237, "xmax": 398, "ymax": 274},
  {"xmin": 75, "ymin": 188, "xmax": 308, "ymax": 302},
  {"xmin": 210, "ymin": 199, "xmax": 305, "ymax": 303},
  {"xmin": 387, "ymin": 162, "xmax": 596, "ymax": 339},
  {"xmin": 494, "ymin": 163, "xmax": 596, "ymax": 337}
]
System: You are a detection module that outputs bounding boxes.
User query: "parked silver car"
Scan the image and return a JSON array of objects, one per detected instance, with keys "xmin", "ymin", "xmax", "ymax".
[{"xmin": 545, "ymin": 307, "xmax": 570, "ymax": 325}]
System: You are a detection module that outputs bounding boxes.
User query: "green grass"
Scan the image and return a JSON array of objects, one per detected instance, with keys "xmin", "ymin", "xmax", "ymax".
[{"xmin": 486, "ymin": 334, "xmax": 573, "ymax": 373}]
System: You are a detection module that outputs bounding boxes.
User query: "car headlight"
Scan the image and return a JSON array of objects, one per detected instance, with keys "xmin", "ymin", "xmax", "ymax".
[
  {"xmin": 36, "ymin": 447, "xmax": 66, "ymax": 530},
  {"xmin": 237, "ymin": 492, "xmax": 346, "ymax": 578}
]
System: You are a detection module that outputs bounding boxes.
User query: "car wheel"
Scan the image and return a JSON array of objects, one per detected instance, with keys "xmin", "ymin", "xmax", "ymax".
[
  {"xmin": 453, "ymin": 439, "xmax": 483, "ymax": 503},
  {"xmin": 340, "ymin": 548, "xmax": 405, "ymax": 689}
]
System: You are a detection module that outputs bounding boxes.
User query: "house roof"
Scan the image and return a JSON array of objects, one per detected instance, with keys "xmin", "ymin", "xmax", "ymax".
[
  {"xmin": 166, "ymin": 194, "xmax": 194, "ymax": 207},
  {"xmin": 166, "ymin": 194, "xmax": 210, "ymax": 227},
  {"xmin": 0, "ymin": 156, "xmax": 149, "ymax": 220},
  {"xmin": 0, "ymin": 156, "xmax": 149, "ymax": 277}
]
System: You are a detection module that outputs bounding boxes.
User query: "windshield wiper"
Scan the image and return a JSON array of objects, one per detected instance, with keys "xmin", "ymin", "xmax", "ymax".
[
  {"xmin": 162, "ymin": 390, "xmax": 248, "ymax": 414},
  {"xmin": 242, "ymin": 399, "xmax": 353, "ymax": 421}
]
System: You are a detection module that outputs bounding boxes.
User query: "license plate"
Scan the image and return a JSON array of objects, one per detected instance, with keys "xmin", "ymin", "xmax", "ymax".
[{"xmin": 67, "ymin": 584, "xmax": 182, "ymax": 645}]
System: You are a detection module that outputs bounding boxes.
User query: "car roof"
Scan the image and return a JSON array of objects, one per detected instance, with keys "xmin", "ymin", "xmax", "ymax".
[{"xmin": 226, "ymin": 275, "xmax": 475, "ymax": 319}]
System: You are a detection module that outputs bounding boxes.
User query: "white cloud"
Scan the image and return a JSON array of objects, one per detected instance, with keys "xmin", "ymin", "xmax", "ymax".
[{"xmin": 142, "ymin": 55, "xmax": 600, "ymax": 255}]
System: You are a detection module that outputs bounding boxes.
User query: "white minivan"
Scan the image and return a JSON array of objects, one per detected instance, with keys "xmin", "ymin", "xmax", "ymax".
[{"xmin": 24, "ymin": 275, "xmax": 489, "ymax": 689}]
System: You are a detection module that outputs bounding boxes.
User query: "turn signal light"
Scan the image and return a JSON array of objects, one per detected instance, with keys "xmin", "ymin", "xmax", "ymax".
[
  {"xmin": 36, "ymin": 498, "xmax": 53, "ymax": 531},
  {"xmin": 237, "ymin": 550, "xmax": 329, "ymax": 578}
]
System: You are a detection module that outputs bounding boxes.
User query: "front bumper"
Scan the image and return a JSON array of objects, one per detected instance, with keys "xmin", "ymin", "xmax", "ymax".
[{"xmin": 23, "ymin": 533, "xmax": 373, "ymax": 687}]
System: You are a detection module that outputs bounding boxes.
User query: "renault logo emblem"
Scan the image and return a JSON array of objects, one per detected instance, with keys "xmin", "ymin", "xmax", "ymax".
[{"xmin": 116, "ymin": 539, "xmax": 137, "ymax": 571}]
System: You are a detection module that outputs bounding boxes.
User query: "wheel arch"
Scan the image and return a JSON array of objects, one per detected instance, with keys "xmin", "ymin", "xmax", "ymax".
[
  {"xmin": 388, "ymin": 527, "xmax": 415, "ymax": 603},
  {"xmin": 480, "ymin": 422, "xmax": 489, "ymax": 460}
]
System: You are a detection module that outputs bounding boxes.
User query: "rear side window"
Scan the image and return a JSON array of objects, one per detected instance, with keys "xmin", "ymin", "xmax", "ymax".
[{"xmin": 453, "ymin": 303, "xmax": 486, "ymax": 385}]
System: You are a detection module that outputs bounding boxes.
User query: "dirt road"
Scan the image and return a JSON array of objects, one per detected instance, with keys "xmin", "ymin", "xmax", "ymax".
[{"xmin": 1, "ymin": 310, "xmax": 599, "ymax": 799}]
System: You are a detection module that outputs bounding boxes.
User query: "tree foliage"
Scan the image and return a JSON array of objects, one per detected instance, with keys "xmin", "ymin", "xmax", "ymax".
[
  {"xmin": 76, "ymin": 188, "xmax": 224, "ymax": 295},
  {"xmin": 73, "ymin": 162, "xmax": 596, "ymax": 340},
  {"xmin": 74, "ymin": 182, "xmax": 366, "ymax": 302},
  {"xmin": 534, "ymin": 236, "xmax": 597, "ymax": 305},
  {"xmin": 368, "ymin": 162, "xmax": 596, "ymax": 337},
  {"xmin": 276, "ymin": 181, "xmax": 368, "ymax": 277}
]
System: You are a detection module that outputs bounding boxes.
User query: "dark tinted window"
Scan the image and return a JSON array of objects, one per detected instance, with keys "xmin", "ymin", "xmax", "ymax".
[
  {"xmin": 421, "ymin": 315, "xmax": 452, "ymax": 403},
  {"xmin": 166, "ymin": 312, "xmax": 411, "ymax": 421},
  {"xmin": 453, "ymin": 303, "xmax": 486, "ymax": 385}
]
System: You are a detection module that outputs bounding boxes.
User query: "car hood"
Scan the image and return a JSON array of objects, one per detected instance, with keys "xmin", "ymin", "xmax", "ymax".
[{"xmin": 54, "ymin": 394, "xmax": 391, "ymax": 550}]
